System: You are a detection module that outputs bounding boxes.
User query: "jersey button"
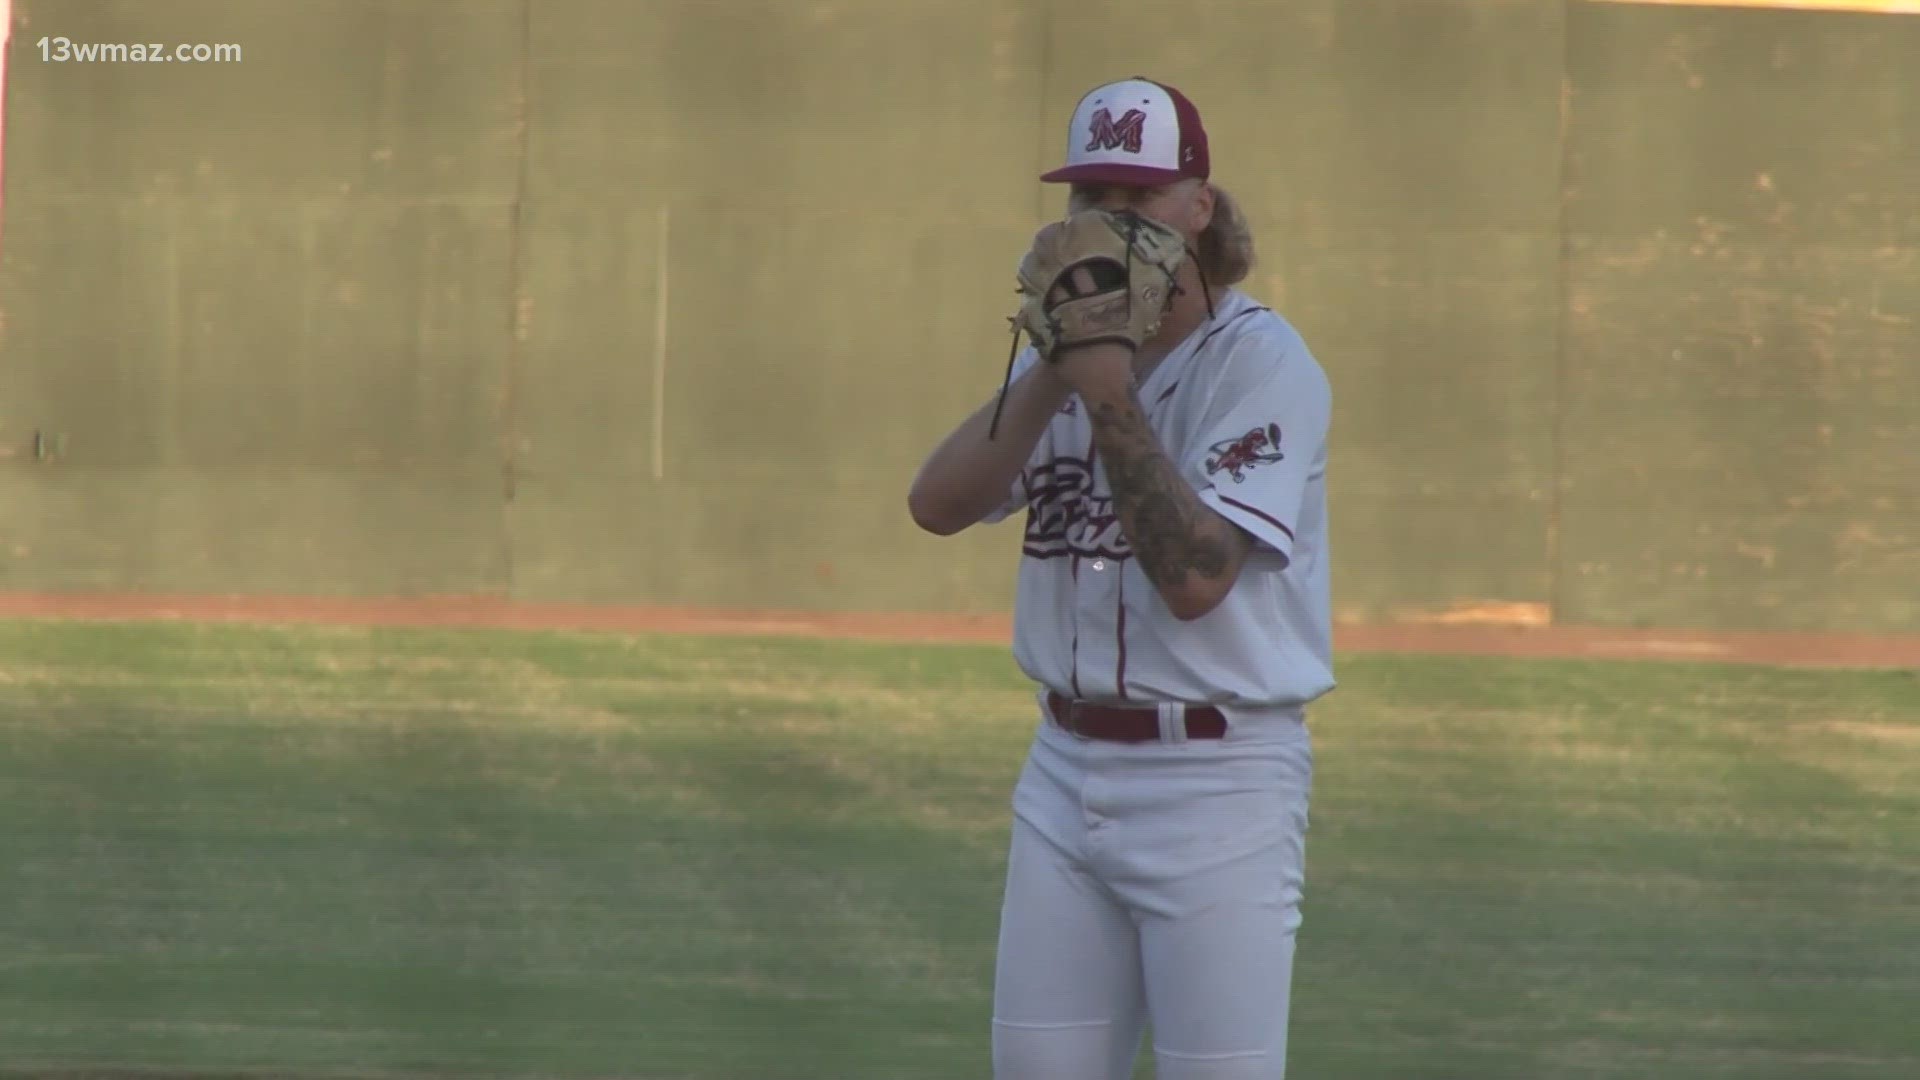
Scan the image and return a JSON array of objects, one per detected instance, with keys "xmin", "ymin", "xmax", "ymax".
[{"xmin": 1091, "ymin": 559, "xmax": 1107, "ymax": 571}]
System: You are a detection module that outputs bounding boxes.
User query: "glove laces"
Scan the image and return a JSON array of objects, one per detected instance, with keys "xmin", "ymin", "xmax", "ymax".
[{"xmin": 987, "ymin": 306, "xmax": 1023, "ymax": 440}]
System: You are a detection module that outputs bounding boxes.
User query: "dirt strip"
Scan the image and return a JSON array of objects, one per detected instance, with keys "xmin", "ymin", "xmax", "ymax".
[
  {"xmin": 0, "ymin": 591, "xmax": 1915, "ymax": 670},
  {"xmin": 0, "ymin": 592, "xmax": 1025, "ymax": 641}
]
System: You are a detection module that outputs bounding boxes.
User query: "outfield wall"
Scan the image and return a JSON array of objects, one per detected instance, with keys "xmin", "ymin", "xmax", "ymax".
[{"xmin": 1, "ymin": 0, "xmax": 1915, "ymax": 632}]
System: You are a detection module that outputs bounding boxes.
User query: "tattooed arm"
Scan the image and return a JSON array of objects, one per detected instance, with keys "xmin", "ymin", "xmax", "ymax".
[{"xmin": 1066, "ymin": 346, "xmax": 1256, "ymax": 621}]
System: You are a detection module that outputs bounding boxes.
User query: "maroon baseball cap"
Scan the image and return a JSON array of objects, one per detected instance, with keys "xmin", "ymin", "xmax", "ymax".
[{"xmin": 1039, "ymin": 77, "xmax": 1211, "ymax": 186}]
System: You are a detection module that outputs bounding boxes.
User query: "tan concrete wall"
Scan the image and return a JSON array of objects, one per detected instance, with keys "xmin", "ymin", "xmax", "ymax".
[
  {"xmin": 2, "ymin": 0, "xmax": 1914, "ymax": 631},
  {"xmin": 1, "ymin": 0, "xmax": 522, "ymax": 596},
  {"xmin": 1557, "ymin": 1, "xmax": 1920, "ymax": 630}
]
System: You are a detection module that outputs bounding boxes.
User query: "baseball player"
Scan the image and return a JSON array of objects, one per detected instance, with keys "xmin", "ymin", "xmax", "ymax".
[{"xmin": 907, "ymin": 76, "xmax": 1334, "ymax": 1079}]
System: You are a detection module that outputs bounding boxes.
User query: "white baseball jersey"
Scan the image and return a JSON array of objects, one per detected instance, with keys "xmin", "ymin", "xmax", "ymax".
[{"xmin": 982, "ymin": 289, "xmax": 1334, "ymax": 714}]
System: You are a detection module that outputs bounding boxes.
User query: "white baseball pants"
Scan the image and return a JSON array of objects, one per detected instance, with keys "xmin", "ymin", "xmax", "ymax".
[{"xmin": 991, "ymin": 700, "xmax": 1314, "ymax": 1080}]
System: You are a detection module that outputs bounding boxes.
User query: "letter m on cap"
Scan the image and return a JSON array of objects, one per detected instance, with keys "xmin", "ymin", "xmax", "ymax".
[{"xmin": 1085, "ymin": 107, "xmax": 1147, "ymax": 154}]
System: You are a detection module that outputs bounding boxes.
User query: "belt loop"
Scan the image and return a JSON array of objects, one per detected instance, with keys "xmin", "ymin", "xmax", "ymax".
[{"xmin": 1157, "ymin": 701, "xmax": 1186, "ymax": 744}]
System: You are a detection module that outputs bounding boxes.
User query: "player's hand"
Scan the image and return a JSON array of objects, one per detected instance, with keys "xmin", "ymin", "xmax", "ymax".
[{"xmin": 1052, "ymin": 342, "xmax": 1136, "ymax": 402}]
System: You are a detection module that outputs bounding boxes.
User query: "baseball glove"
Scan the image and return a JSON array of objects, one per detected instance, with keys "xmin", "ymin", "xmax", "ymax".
[{"xmin": 1012, "ymin": 208, "xmax": 1188, "ymax": 361}]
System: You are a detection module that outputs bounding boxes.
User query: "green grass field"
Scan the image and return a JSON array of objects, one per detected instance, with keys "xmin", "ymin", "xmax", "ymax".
[{"xmin": 1, "ymin": 619, "xmax": 1916, "ymax": 1079}]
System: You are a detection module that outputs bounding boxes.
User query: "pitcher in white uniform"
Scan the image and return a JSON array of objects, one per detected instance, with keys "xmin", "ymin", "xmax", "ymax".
[{"xmin": 907, "ymin": 76, "xmax": 1335, "ymax": 1080}]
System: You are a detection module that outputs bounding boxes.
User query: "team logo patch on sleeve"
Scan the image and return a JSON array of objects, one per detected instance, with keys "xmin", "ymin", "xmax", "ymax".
[{"xmin": 1204, "ymin": 423, "xmax": 1284, "ymax": 483}]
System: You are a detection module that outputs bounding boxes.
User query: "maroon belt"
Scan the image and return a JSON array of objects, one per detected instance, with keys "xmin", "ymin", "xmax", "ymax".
[{"xmin": 1046, "ymin": 691, "xmax": 1227, "ymax": 743}]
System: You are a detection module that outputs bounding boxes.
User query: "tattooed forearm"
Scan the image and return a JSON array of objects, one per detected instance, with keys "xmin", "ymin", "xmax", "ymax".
[{"xmin": 1085, "ymin": 391, "xmax": 1235, "ymax": 601}]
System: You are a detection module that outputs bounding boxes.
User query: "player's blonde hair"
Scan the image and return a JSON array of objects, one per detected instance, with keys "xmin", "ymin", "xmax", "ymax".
[{"xmin": 1196, "ymin": 183, "xmax": 1255, "ymax": 289}]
